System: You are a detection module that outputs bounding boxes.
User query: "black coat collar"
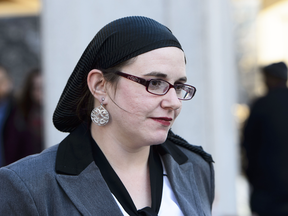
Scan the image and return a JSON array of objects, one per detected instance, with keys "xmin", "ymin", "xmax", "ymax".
[{"xmin": 55, "ymin": 124, "xmax": 188, "ymax": 175}]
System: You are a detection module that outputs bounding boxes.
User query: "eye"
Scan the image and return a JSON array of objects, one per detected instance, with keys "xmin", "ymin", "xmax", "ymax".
[
  {"xmin": 174, "ymin": 84, "xmax": 184, "ymax": 93},
  {"xmin": 149, "ymin": 79, "xmax": 163, "ymax": 89}
]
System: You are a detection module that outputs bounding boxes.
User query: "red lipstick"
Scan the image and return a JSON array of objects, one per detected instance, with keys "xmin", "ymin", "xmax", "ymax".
[{"xmin": 151, "ymin": 117, "xmax": 172, "ymax": 126}]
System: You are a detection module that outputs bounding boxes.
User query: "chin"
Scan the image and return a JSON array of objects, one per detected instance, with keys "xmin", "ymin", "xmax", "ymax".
[{"xmin": 149, "ymin": 130, "xmax": 169, "ymax": 145}]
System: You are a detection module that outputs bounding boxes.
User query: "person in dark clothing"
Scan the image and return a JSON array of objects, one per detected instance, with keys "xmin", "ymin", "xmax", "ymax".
[
  {"xmin": 242, "ymin": 61, "xmax": 288, "ymax": 216},
  {"xmin": 3, "ymin": 68, "xmax": 44, "ymax": 165}
]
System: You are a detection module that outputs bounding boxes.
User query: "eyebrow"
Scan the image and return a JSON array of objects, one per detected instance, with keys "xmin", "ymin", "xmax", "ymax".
[{"xmin": 143, "ymin": 71, "xmax": 187, "ymax": 82}]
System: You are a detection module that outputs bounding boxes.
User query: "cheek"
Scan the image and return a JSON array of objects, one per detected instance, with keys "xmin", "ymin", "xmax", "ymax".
[
  {"xmin": 174, "ymin": 106, "xmax": 182, "ymax": 119},
  {"xmin": 115, "ymin": 82, "xmax": 154, "ymax": 112},
  {"xmin": 125, "ymin": 94, "xmax": 155, "ymax": 116}
]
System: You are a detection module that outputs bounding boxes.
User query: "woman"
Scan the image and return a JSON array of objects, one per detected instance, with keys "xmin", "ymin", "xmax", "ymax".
[
  {"xmin": 3, "ymin": 68, "xmax": 43, "ymax": 165},
  {"xmin": 0, "ymin": 16, "xmax": 214, "ymax": 215}
]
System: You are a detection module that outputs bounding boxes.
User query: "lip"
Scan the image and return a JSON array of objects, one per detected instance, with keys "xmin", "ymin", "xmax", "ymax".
[{"xmin": 151, "ymin": 117, "xmax": 173, "ymax": 126}]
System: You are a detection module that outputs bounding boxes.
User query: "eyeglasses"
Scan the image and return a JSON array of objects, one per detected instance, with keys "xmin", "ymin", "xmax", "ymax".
[{"xmin": 115, "ymin": 71, "xmax": 196, "ymax": 100}]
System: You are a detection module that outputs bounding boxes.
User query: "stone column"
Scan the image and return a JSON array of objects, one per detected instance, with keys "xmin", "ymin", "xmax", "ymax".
[{"xmin": 203, "ymin": 0, "xmax": 238, "ymax": 214}]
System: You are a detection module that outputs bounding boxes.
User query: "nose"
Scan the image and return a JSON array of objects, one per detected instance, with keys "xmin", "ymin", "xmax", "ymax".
[{"xmin": 161, "ymin": 88, "xmax": 182, "ymax": 110}]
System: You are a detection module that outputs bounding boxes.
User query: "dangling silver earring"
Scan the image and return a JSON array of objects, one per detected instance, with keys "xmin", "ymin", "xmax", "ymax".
[{"xmin": 91, "ymin": 97, "xmax": 109, "ymax": 126}]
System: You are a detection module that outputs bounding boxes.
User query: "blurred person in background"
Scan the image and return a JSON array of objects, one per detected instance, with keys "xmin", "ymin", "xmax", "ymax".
[
  {"xmin": 3, "ymin": 68, "xmax": 44, "ymax": 165},
  {"xmin": 242, "ymin": 62, "xmax": 288, "ymax": 216},
  {"xmin": 0, "ymin": 65, "xmax": 14, "ymax": 167}
]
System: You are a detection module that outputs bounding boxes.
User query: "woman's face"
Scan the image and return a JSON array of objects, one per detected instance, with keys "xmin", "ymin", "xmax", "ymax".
[
  {"xmin": 0, "ymin": 68, "xmax": 12, "ymax": 99},
  {"xmin": 106, "ymin": 47, "xmax": 186, "ymax": 148}
]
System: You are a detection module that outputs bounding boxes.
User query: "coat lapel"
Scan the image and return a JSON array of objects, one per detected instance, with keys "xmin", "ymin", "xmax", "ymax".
[
  {"xmin": 54, "ymin": 124, "xmax": 210, "ymax": 215},
  {"xmin": 161, "ymin": 154, "xmax": 204, "ymax": 216},
  {"xmin": 55, "ymin": 124, "xmax": 123, "ymax": 215},
  {"xmin": 56, "ymin": 162, "xmax": 123, "ymax": 216}
]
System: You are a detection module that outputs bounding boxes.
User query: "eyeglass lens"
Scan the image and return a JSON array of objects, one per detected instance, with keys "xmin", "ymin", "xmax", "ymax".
[{"xmin": 148, "ymin": 79, "xmax": 195, "ymax": 100}]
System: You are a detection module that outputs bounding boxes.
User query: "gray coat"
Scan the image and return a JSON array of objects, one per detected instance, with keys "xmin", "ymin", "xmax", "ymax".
[{"xmin": 0, "ymin": 125, "xmax": 214, "ymax": 215}]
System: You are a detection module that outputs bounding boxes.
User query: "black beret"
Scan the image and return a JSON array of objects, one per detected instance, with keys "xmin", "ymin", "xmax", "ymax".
[{"xmin": 53, "ymin": 16, "xmax": 183, "ymax": 132}]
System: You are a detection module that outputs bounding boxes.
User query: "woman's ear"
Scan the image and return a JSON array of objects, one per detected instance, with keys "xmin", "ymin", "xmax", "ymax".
[{"xmin": 87, "ymin": 69, "xmax": 106, "ymax": 101}]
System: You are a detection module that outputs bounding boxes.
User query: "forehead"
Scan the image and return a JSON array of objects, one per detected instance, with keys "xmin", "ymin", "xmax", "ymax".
[{"xmin": 121, "ymin": 47, "xmax": 186, "ymax": 79}]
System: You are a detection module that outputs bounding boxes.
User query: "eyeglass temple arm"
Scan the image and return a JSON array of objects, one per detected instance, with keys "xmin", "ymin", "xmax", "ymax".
[{"xmin": 116, "ymin": 71, "xmax": 149, "ymax": 87}]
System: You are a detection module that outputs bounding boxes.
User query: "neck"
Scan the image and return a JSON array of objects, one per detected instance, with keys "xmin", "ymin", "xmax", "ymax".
[
  {"xmin": 90, "ymin": 123, "xmax": 150, "ymax": 172},
  {"xmin": 91, "ymin": 123, "xmax": 152, "ymax": 209}
]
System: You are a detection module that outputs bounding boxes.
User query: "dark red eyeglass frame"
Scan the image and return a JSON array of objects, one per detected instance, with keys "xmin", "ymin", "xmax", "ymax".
[{"xmin": 115, "ymin": 71, "xmax": 196, "ymax": 100}]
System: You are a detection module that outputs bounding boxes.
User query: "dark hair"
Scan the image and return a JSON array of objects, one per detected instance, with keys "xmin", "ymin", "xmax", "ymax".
[
  {"xmin": 76, "ymin": 58, "xmax": 136, "ymax": 123},
  {"xmin": 19, "ymin": 68, "xmax": 41, "ymax": 120}
]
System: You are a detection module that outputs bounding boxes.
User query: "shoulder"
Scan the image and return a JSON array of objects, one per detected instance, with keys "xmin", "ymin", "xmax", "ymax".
[
  {"xmin": 1, "ymin": 144, "xmax": 59, "ymax": 181},
  {"xmin": 0, "ymin": 145, "xmax": 60, "ymax": 214},
  {"xmin": 165, "ymin": 131, "xmax": 215, "ymax": 206},
  {"xmin": 167, "ymin": 130, "xmax": 214, "ymax": 164},
  {"xmin": 250, "ymin": 88, "xmax": 288, "ymax": 108},
  {"xmin": 249, "ymin": 96, "xmax": 266, "ymax": 109}
]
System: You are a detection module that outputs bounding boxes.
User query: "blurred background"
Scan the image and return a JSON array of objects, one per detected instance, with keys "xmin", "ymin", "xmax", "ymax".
[{"xmin": 1, "ymin": 0, "xmax": 288, "ymax": 215}]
